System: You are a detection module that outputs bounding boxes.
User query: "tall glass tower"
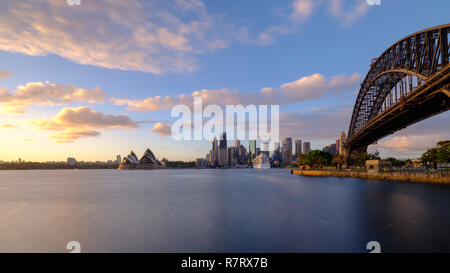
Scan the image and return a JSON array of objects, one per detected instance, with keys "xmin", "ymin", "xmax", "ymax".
[{"xmin": 249, "ymin": 140, "xmax": 256, "ymax": 159}]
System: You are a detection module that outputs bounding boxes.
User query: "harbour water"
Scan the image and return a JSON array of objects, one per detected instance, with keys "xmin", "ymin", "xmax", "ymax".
[{"xmin": 1, "ymin": 169, "xmax": 450, "ymax": 252}]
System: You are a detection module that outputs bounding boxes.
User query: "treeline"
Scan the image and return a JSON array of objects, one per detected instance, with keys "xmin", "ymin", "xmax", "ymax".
[
  {"xmin": 296, "ymin": 139, "xmax": 450, "ymax": 170},
  {"xmin": 162, "ymin": 160, "xmax": 195, "ymax": 168},
  {"xmin": 0, "ymin": 162, "xmax": 119, "ymax": 170},
  {"xmin": 421, "ymin": 140, "xmax": 450, "ymax": 168}
]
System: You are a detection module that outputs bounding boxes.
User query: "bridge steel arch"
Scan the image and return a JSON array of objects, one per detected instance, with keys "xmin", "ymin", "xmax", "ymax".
[{"xmin": 345, "ymin": 23, "xmax": 450, "ymax": 160}]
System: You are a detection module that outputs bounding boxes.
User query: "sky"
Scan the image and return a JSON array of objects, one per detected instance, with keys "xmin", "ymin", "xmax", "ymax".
[{"xmin": 0, "ymin": 0, "xmax": 449, "ymax": 162}]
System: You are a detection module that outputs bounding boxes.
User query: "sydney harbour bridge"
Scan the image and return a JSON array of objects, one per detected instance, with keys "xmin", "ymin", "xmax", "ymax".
[{"xmin": 345, "ymin": 23, "xmax": 450, "ymax": 160}]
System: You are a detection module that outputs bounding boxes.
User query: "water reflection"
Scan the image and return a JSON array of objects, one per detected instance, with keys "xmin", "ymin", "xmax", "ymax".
[{"xmin": 0, "ymin": 169, "xmax": 449, "ymax": 252}]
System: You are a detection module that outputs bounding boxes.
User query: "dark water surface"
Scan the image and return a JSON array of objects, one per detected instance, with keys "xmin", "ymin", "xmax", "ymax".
[{"xmin": 0, "ymin": 169, "xmax": 449, "ymax": 252}]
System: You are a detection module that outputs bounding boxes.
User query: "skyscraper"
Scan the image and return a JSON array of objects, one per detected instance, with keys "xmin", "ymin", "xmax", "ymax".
[
  {"xmin": 227, "ymin": 147, "xmax": 236, "ymax": 166},
  {"xmin": 234, "ymin": 140, "xmax": 240, "ymax": 148},
  {"xmin": 249, "ymin": 140, "xmax": 256, "ymax": 159},
  {"xmin": 116, "ymin": 155, "xmax": 121, "ymax": 164},
  {"xmin": 211, "ymin": 136, "xmax": 218, "ymax": 165},
  {"xmin": 302, "ymin": 141, "xmax": 311, "ymax": 154},
  {"xmin": 237, "ymin": 144, "xmax": 248, "ymax": 164},
  {"xmin": 294, "ymin": 140, "xmax": 302, "ymax": 159},
  {"xmin": 218, "ymin": 132, "xmax": 228, "ymax": 166},
  {"xmin": 281, "ymin": 137, "xmax": 292, "ymax": 163},
  {"xmin": 272, "ymin": 142, "xmax": 281, "ymax": 159},
  {"xmin": 219, "ymin": 132, "xmax": 227, "ymax": 150}
]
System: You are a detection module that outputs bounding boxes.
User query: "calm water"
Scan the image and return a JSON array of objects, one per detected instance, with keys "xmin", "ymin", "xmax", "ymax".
[{"xmin": 0, "ymin": 169, "xmax": 450, "ymax": 253}]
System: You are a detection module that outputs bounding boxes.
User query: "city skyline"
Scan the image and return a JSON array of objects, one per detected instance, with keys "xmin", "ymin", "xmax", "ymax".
[{"xmin": 0, "ymin": 0, "xmax": 449, "ymax": 162}]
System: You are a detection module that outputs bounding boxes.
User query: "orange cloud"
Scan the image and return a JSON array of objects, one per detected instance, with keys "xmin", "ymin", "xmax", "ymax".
[
  {"xmin": 0, "ymin": 123, "xmax": 19, "ymax": 129},
  {"xmin": 0, "ymin": 82, "xmax": 105, "ymax": 114},
  {"xmin": 31, "ymin": 106, "xmax": 138, "ymax": 143},
  {"xmin": 0, "ymin": 69, "xmax": 12, "ymax": 79},
  {"xmin": 152, "ymin": 122, "xmax": 171, "ymax": 136}
]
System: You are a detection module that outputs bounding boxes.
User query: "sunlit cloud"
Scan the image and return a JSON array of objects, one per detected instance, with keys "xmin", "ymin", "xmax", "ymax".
[
  {"xmin": 0, "ymin": 0, "xmax": 373, "ymax": 73},
  {"xmin": 376, "ymin": 135, "xmax": 444, "ymax": 153},
  {"xmin": 0, "ymin": 81, "xmax": 105, "ymax": 114},
  {"xmin": 152, "ymin": 122, "xmax": 172, "ymax": 136},
  {"xmin": 292, "ymin": 0, "xmax": 315, "ymax": 21},
  {"xmin": 31, "ymin": 106, "xmax": 138, "ymax": 143},
  {"xmin": 0, "ymin": 123, "xmax": 19, "ymax": 128},
  {"xmin": 0, "ymin": 0, "xmax": 226, "ymax": 74},
  {"xmin": 112, "ymin": 73, "xmax": 361, "ymax": 112},
  {"xmin": 0, "ymin": 69, "xmax": 12, "ymax": 79}
]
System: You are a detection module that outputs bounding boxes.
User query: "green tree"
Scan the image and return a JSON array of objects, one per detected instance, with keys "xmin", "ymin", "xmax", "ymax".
[
  {"xmin": 332, "ymin": 154, "xmax": 345, "ymax": 170},
  {"xmin": 354, "ymin": 152, "xmax": 377, "ymax": 167},
  {"xmin": 437, "ymin": 141, "xmax": 450, "ymax": 163},
  {"xmin": 384, "ymin": 157, "xmax": 404, "ymax": 167},
  {"xmin": 298, "ymin": 150, "xmax": 332, "ymax": 169},
  {"xmin": 421, "ymin": 140, "xmax": 450, "ymax": 169},
  {"xmin": 421, "ymin": 148, "xmax": 439, "ymax": 169}
]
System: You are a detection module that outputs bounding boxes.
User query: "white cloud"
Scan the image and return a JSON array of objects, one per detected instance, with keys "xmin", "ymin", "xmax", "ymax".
[
  {"xmin": 0, "ymin": 81, "xmax": 105, "ymax": 113},
  {"xmin": 31, "ymin": 106, "xmax": 138, "ymax": 143},
  {"xmin": 369, "ymin": 112, "xmax": 450, "ymax": 158},
  {"xmin": 328, "ymin": 0, "xmax": 369, "ymax": 26},
  {"xmin": 0, "ymin": 0, "xmax": 373, "ymax": 72},
  {"xmin": 0, "ymin": 0, "xmax": 226, "ymax": 74},
  {"xmin": 376, "ymin": 135, "xmax": 442, "ymax": 153},
  {"xmin": 112, "ymin": 73, "xmax": 361, "ymax": 112}
]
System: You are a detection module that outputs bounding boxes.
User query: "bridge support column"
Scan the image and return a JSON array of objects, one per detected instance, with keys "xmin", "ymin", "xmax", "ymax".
[{"xmin": 343, "ymin": 145, "xmax": 367, "ymax": 167}]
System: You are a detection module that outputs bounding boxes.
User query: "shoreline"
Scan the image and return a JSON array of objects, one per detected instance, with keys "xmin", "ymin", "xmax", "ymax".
[{"xmin": 291, "ymin": 169, "xmax": 450, "ymax": 184}]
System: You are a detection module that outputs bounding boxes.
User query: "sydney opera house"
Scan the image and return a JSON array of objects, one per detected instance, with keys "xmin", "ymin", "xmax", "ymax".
[{"xmin": 118, "ymin": 148, "xmax": 166, "ymax": 170}]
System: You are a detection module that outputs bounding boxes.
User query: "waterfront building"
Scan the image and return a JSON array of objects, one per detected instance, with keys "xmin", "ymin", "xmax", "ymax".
[
  {"xmin": 252, "ymin": 153, "xmax": 271, "ymax": 169},
  {"xmin": 227, "ymin": 147, "xmax": 236, "ymax": 166},
  {"xmin": 218, "ymin": 148, "xmax": 228, "ymax": 166},
  {"xmin": 295, "ymin": 140, "xmax": 302, "ymax": 159},
  {"xmin": 302, "ymin": 141, "xmax": 311, "ymax": 154},
  {"xmin": 195, "ymin": 158, "xmax": 207, "ymax": 168},
  {"xmin": 118, "ymin": 149, "xmax": 165, "ymax": 170},
  {"xmin": 339, "ymin": 131, "xmax": 347, "ymax": 155},
  {"xmin": 218, "ymin": 132, "xmax": 228, "ymax": 166},
  {"xmin": 260, "ymin": 142, "xmax": 270, "ymax": 157},
  {"xmin": 208, "ymin": 136, "xmax": 219, "ymax": 165},
  {"xmin": 281, "ymin": 137, "xmax": 292, "ymax": 163},
  {"xmin": 116, "ymin": 155, "xmax": 121, "ymax": 164},
  {"xmin": 249, "ymin": 140, "xmax": 256, "ymax": 159},
  {"xmin": 135, "ymin": 148, "xmax": 160, "ymax": 169},
  {"xmin": 234, "ymin": 140, "xmax": 240, "ymax": 149},
  {"xmin": 272, "ymin": 142, "xmax": 281, "ymax": 158},
  {"xmin": 237, "ymin": 144, "xmax": 248, "ymax": 164}
]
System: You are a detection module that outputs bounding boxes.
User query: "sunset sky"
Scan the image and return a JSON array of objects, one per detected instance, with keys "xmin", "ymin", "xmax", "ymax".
[{"xmin": 0, "ymin": 0, "xmax": 449, "ymax": 162}]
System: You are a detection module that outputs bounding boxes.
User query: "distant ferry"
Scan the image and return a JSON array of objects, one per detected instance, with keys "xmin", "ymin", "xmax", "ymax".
[{"xmin": 252, "ymin": 153, "xmax": 271, "ymax": 169}]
